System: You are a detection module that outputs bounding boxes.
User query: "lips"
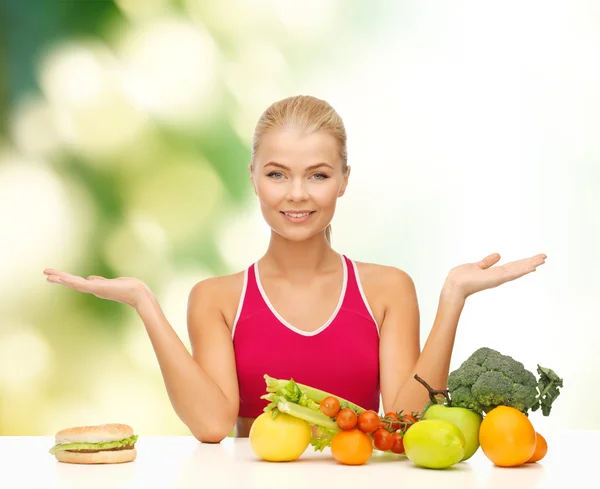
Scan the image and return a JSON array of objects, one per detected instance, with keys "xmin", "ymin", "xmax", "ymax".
[
  {"xmin": 282, "ymin": 211, "xmax": 314, "ymax": 218},
  {"xmin": 280, "ymin": 210, "xmax": 316, "ymax": 223}
]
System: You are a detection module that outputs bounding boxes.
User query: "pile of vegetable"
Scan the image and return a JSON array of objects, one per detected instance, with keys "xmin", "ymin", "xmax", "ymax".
[
  {"xmin": 253, "ymin": 375, "xmax": 418, "ymax": 465},
  {"xmin": 426, "ymin": 346, "xmax": 564, "ymax": 468},
  {"xmin": 248, "ymin": 346, "xmax": 564, "ymax": 469}
]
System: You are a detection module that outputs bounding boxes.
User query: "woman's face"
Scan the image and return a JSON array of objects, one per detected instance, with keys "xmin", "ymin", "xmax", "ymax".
[{"xmin": 251, "ymin": 127, "xmax": 350, "ymax": 242}]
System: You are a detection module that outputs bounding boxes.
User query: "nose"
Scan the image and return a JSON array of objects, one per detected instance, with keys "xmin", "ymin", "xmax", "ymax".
[{"xmin": 286, "ymin": 178, "xmax": 309, "ymax": 202}]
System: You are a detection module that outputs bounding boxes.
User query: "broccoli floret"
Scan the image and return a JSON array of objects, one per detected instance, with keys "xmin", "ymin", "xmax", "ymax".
[
  {"xmin": 467, "ymin": 346, "xmax": 497, "ymax": 365},
  {"xmin": 510, "ymin": 383, "xmax": 538, "ymax": 413},
  {"xmin": 482, "ymin": 352, "xmax": 538, "ymax": 388},
  {"xmin": 448, "ymin": 385, "xmax": 483, "ymax": 413},
  {"xmin": 471, "ymin": 371, "xmax": 513, "ymax": 411},
  {"xmin": 447, "ymin": 360, "xmax": 485, "ymax": 390},
  {"xmin": 446, "ymin": 347, "xmax": 563, "ymax": 417}
]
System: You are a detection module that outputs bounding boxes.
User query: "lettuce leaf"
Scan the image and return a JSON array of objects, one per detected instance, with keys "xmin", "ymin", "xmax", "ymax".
[{"xmin": 49, "ymin": 435, "xmax": 138, "ymax": 455}]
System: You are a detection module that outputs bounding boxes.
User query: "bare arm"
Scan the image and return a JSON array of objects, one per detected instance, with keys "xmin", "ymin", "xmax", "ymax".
[
  {"xmin": 137, "ymin": 279, "xmax": 239, "ymax": 442},
  {"xmin": 379, "ymin": 275, "xmax": 465, "ymax": 415},
  {"xmin": 378, "ymin": 268, "xmax": 430, "ymax": 415},
  {"xmin": 43, "ymin": 269, "xmax": 239, "ymax": 443}
]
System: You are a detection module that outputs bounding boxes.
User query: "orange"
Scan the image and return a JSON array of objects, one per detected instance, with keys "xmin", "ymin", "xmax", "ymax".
[
  {"xmin": 330, "ymin": 429, "xmax": 373, "ymax": 465},
  {"xmin": 479, "ymin": 406, "xmax": 536, "ymax": 467},
  {"xmin": 527, "ymin": 432, "xmax": 548, "ymax": 463}
]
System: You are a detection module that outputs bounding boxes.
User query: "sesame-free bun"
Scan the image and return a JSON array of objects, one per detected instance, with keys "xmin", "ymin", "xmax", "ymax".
[
  {"xmin": 55, "ymin": 448, "xmax": 137, "ymax": 465},
  {"xmin": 55, "ymin": 423, "xmax": 134, "ymax": 445}
]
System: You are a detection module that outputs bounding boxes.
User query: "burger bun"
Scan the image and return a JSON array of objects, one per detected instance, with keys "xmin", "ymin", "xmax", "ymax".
[
  {"xmin": 55, "ymin": 423, "xmax": 134, "ymax": 445},
  {"xmin": 55, "ymin": 448, "xmax": 137, "ymax": 465}
]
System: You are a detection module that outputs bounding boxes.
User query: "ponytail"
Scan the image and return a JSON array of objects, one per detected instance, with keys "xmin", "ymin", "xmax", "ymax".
[{"xmin": 325, "ymin": 224, "xmax": 332, "ymax": 243}]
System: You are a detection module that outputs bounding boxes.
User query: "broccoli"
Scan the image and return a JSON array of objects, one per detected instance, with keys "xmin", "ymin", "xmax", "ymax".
[{"xmin": 445, "ymin": 347, "xmax": 563, "ymax": 417}]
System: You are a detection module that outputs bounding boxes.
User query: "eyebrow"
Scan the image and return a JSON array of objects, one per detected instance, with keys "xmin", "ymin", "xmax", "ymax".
[{"xmin": 264, "ymin": 162, "xmax": 333, "ymax": 171}]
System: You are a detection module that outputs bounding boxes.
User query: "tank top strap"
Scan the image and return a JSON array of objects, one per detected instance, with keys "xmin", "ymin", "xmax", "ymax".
[
  {"xmin": 231, "ymin": 263, "xmax": 269, "ymax": 338},
  {"xmin": 341, "ymin": 255, "xmax": 379, "ymax": 328}
]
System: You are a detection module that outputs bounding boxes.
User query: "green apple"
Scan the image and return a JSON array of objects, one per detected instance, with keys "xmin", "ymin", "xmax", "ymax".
[
  {"xmin": 421, "ymin": 404, "xmax": 483, "ymax": 461},
  {"xmin": 403, "ymin": 419, "xmax": 466, "ymax": 469}
]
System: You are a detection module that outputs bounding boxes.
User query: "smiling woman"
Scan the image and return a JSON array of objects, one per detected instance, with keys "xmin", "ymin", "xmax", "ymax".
[
  {"xmin": 250, "ymin": 95, "xmax": 350, "ymax": 243},
  {"xmin": 43, "ymin": 94, "xmax": 547, "ymax": 442}
]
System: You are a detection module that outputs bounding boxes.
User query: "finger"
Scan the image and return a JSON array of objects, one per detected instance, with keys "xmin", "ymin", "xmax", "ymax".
[
  {"xmin": 87, "ymin": 275, "xmax": 107, "ymax": 280},
  {"xmin": 44, "ymin": 270, "xmax": 77, "ymax": 282},
  {"xmin": 46, "ymin": 272, "xmax": 94, "ymax": 293},
  {"xmin": 501, "ymin": 255, "xmax": 546, "ymax": 280},
  {"xmin": 43, "ymin": 268, "xmax": 62, "ymax": 275},
  {"xmin": 507, "ymin": 254, "xmax": 547, "ymax": 270},
  {"xmin": 477, "ymin": 253, "xmax": 501, "ymax": 269},
  {"xmin": 531, "ymin": 253, "xmax": 547, "ymax": 265}
]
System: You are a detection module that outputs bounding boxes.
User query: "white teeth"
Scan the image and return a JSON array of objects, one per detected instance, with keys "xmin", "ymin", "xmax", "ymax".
[{"xmin": 285, "ymin": 212, "xmax": 311, "ymax": 218}]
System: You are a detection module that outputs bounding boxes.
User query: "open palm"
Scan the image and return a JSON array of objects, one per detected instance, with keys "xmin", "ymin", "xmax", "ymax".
[
  {"xmin": 43, "ymin": 269, "xmax": 149, "ymax": 308},
  {"xmin": 446, "ymin": 252, "xmax": 547, "ymax": 298}
]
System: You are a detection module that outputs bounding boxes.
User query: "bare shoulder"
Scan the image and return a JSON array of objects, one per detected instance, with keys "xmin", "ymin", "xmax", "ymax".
[
  {"xmin": 188, "ymin": 270, "xmax": 247, "ymax": 331},
  {"xmin": 354, "ymin": 261, "xmax": 415, "ymax": 292},
  {"xmin": 354, "ymin": 261, "xmax": 417, "ymax": 325}
]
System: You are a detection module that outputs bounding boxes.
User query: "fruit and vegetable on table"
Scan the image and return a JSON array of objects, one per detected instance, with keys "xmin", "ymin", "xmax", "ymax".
[{"xmin": 249, "ymin": 347, "xmax": 563, "ymax": 469}]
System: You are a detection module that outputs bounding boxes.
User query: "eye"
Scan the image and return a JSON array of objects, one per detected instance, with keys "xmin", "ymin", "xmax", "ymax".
[
  {"xmin": 267, "ymin": 171, "xmax": 284, "ymax": 179},
  {"xmin": 312, "ymin": 173, "xmax": 329, "ymax": 180}
]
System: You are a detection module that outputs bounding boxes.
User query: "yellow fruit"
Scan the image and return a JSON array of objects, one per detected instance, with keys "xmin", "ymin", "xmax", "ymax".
[
  {"xmin": 249, "ymin": 412, "xmax": 311, "ymax": 462},
  {"xmin": 479, "ymin": 406, "xmax": 536, "ymax": 467}
]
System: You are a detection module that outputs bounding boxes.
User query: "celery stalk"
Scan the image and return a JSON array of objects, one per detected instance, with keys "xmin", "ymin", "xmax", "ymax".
[
  {"xmin": 264, "ymin": 375, "xmax": 366, "ymax": 413},
  {"xmin": 277, "ymin": 399, "xmax": 341, "ymax": 432}
]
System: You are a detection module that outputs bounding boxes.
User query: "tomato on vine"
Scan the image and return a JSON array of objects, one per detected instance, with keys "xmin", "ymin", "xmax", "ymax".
[
  {"xmin": 373, "ymin": 428, "xmax": 395, "ymax": 451},
  {"xmin": 336, "ymin": 408, "xmax": 358, "ymax": 430},
  {"xmin": 391, "ymin": 433, "xmax": 405, "ymax": 454},
  {"xmin": 400, "ymin": 413, "xmax": 418, "ymax": 425},
  {"xmin": 357, "ymin": 410, "xmax": 379, "ymax": 433}
]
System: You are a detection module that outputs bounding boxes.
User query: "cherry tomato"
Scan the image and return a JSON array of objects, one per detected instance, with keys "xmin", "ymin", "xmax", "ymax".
[
  {"xmin": 357, "ymin": 410, "xmax": 380, "ymax": 433},
  {"xmin": 391, "ymin": 433, "xmax": 405, "ymax": 454},
  {"xmin": 373, "ymin": 428, "xmax": 395, "ymax": 451},
  {"xmin": 320, "ymin": 396, "xmax": 341, "ymax": 418},
  {"xmin": 336, "ymin": 408, "xmax": 358, "ymax": 430},
  {"xmin": 381, "ymin": 412, "xmax": 400, "ymax": 431},
  {"xmin": 400, "ymin": 413, "xmax": 418, "ymax": 425}
]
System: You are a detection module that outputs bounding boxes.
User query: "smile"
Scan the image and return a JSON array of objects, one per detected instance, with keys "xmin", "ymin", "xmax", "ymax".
[
  {"xmin": 283, "ymin": 211, "xmax": 313, "ymax": 218},
  {"xmin": 280, "ymin": 210, "xmax": 316, "ymax": 223}
]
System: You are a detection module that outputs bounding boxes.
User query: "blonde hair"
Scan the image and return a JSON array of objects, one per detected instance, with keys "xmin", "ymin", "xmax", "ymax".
[{"xmin": 251, "ymin": 95, "xmax": 348, "ymax": 243}]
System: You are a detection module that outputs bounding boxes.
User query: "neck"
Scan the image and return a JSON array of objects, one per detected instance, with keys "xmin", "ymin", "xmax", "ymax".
[{"xmin": 261, "ymin": 230, "xmax": 339, "ymax": 278}]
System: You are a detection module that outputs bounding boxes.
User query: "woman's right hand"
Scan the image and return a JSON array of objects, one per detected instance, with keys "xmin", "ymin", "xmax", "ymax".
[{"xmin": 43, "ymin": 269, "xmax": 151, "ymax": 309}]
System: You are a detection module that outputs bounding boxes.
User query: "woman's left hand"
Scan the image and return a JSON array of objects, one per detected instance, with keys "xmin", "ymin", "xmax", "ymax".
[{"xmin": 444, "ymin": 252, "xmax": 547, "ymax": 300}]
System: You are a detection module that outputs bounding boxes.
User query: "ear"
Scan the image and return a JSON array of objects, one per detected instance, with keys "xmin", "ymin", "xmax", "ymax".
[
  {"xmin": 248, "ymin": 163, "xmax": 258, "ymax": 195},
  {"xmin": 339, "ymin": 165, "xmax": 351, "ymax": 197}
]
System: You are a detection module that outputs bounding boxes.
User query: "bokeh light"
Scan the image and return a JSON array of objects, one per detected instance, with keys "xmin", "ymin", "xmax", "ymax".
[
  {"xmin": 0, "ymin": 326, "xmax": 53, "ymax": 394},
  {"xmin": 216, "ymin": 206, "xmax": 271, "ymax": 272},
  {"xmin": 9, "ymin": 96, "xmax": 61, "ymax": 157},
  {"xmin": 39, "ymin": 41, "xmax": 149, "ymax": 158},
  {"xmin": 114, "ymin": 0, "xmax": 171, "ymax": 21},
  {"xmin": 274, "ymin": 0, "xmax": 341, "ymax": 40},
  {"xmin": 0, "ymin": 154, "xmax": 92, "ymax": 305},
  {"xmin": 117, "ymin": 17, "xmax": 220, "ymax": 127},
  {"xmin": 126, "ymin": 156, "xmax": 224, "ymax": 245},
  {"xmin": 1, "ymin": 0, "xmax": 598, "ymax": 436}
]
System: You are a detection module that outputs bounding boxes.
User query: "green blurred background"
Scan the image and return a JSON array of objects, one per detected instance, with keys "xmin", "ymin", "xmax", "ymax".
[{"xmin": 1, "ymin": 1, "xmax": 598, "ymax": 436}]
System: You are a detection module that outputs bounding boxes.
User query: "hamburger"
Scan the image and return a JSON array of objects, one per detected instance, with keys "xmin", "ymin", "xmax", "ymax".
[{"xmin": 49, "ymin": 423, "xmax": 138, "ymax": 464}]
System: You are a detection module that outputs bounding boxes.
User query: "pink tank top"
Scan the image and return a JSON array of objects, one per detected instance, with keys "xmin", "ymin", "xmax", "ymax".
[{"xmin": 232, "ymin": 255, "xmax": 380, "ymax": 418}]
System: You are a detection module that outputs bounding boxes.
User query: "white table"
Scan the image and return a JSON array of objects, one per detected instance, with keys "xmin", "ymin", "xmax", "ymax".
[{"xmin": 1, "ymin": 430, "xmax": 594, "ymax": 489}]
